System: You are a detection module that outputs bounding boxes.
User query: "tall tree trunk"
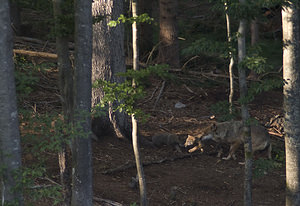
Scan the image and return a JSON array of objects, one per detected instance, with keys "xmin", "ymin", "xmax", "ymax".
[
  {"xmin": 72, "ymin": 0, "xmax": 93, "ymax": 205},
  {"xmin": 237, "ymin": 1, "xmax": 252, "ymax": 205},
  {"xmin": 139, "ymin": 0, "xmax": 153, "ymax": 58},
  {"xmin": 224, "ymin": 0, "xmax": 235, "ymax": 114},
  {"xmin": 52, "ymin": 0, "xmax": 73, "ymax": 205},
  {"xmin": 158, "ymin": 0, "xmax": 179, "ymax": 68},
  {"xmin": 0, "ymin": 1, "xmax": 23, "ymax": 205},
  {"xmin": 250, "ymin": 19, "xmax": 259, "ymax": 46},
  {"xmin": 92, "ymin": 0, "xmax": 130, "ymax": 139},
  {"xmin": 282, "ymin": 2, "xmax": 300, "ymax": 206},
  {"xmin": 132, "ymin": 1, "xmax": 147, "ymax": 205},
  {"xmin": 248, "ymin": 19, "xmax": 259, "ymax": 79}
]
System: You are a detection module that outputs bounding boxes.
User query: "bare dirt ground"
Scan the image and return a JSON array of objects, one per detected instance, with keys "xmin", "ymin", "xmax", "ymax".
[
  {"xmin": 17, "ymin": 1, "xmax": 285, "ymax": 205},
  {"xmin": 20, "ymin": 65, "xmax": 285, "ymax": 206},
  {"xmin": 91, "ymin": 79, "xmax": 285, "ymax": 206}
]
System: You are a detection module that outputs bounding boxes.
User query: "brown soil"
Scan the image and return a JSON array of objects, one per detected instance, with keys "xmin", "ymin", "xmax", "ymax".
[
  {"xmin": 91, "ymin": 80, "xmax": 285, "ymax": 206},
  {"xmin": 20, "ymin": 65, "xmax": 285, "ymax": 205}
]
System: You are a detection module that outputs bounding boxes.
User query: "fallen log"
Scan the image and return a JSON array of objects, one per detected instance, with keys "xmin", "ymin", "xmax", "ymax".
[{"xmin": 13, "ymin": 49, "xmax": 58, "ymax": 59}]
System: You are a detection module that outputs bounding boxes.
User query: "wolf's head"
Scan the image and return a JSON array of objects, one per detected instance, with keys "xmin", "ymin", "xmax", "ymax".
[{"xmin": 184, "ymin": 135, "xmax": 196, "ymax": 147}]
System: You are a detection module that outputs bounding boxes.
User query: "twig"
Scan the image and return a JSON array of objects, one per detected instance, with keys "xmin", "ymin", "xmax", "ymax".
[
  {"xmin": 102, "ymin": 153, "xmax": 201, "ymax": 175},
  {"xmin": 146, "ymin": 41, "xmax": 161, "ymax": 65},
  {"xmin": 93, "ymin": 197, "xmax": 124, "ymax": 206},
  {"xmin": 153, "ymin": 81, "xmax": 166, "ymax": 109},
  {"xmin": 181, "ymin": 55, "xmax": 200, "ymax": 71},
  {"xmin": 140, "ymin": 85, "xmax": 159, "ymax": 105}
]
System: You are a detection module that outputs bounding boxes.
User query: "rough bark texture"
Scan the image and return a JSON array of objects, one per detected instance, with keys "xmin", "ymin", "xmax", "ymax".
[
  {"xmin": 52, "ymin": 0, "xmax": 73, "ymax": 204},
  {"xmin": 250, "ymin": 19, "xmax": 259, "ymax": 46},
  {"xmin": 282, "ymin": 3, "xmax": 300, "ymax": 206},
  {"xmin": 237, "ymin": 1, "xmax": 252, "ymax": 205},
  {"xmin": 72, "ymin": 0, "xmax": 93, "ymax": 205},
  {"xmin": 139, "ymin": 0, "xmax": 153, "ymax": 58},
  {"xmin": 158, "ymin": 0, "xmax": 180, "ymax": 68},
  {"xmin": 0, "ymin": 1, "xmax": 23, "ymax": 205},
  {"xmin": 92, "ymin": 0, "xmax": 130, "ymax": 139},
  {"xmin": 132, "ymin": 1, "xmax": 148, "ymax": 205}
]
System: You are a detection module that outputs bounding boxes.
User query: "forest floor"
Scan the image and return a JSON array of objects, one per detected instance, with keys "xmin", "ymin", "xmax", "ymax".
[
  {"xmin": 91, "ymin": 79, "xmax": 285, "ymax": 206},
  {"xmin": 19, "ymin": 62, "xmax": 285, "ymax": 206},
  {"xmin": 16, "ymin": 1, "xmax": 286, "ymax": 205}
]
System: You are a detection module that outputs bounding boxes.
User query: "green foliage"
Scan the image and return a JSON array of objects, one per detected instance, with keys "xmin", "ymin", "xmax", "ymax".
[
  {"xmin": 239, "ymin": 78, "xmax": 283, "ymax": 104},
  {"xmin": 93, "ymin": 65, "xmax": 174, "ymax": 121},
  {"xmin": 16, "ymin": 0, "xmax": 53, "ymax": 13},
  {"xmin": 108, "ymin": 13, "xmax": 154, "ymax": 27},
  {"xmin": 181, "ymin": 38, "xmax": 229, "ymax": 58},
  {"xmin": 253, "ymin": 158, "xmax": 282, "ymax": 178},
  {"xmin": 130, "ymin": 203, "xmax": 138, "ymax": 206},
  {"xmin": 210, "ymin": 0, "xmax": 287, "ymax": 21},
  {"xmin": 14, "ymin": 57, "xmax": 40, "ymax": 98},
  {"xmin": 18, "ymin": 109, "xmax": 92, "ymax": 205},
  {"xmin": 240, "ymin": 56, "xmax": 271, "ymax": 74},
  {"xmin": 53, "ymin": 0, "xmax": 74, "ymax": 38},
  {"xmin": 210, "ymin": 101, "xmax": 239, "ymax": 121}
]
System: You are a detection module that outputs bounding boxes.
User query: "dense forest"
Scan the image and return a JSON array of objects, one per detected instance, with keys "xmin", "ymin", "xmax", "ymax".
[{"xmin": 1, "ymin": 0, "xmax": 300, "ymax": 205}]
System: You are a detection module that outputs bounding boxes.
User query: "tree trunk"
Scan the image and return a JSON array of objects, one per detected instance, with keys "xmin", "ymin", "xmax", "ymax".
[
  {"xmin": 248, "ymin": 19, "xmax": 259, "ymax": 79},
  {"xmin": 0, "ymin": 1, "xmax": 23, "ymax": 205},
  {"xmin": 52, "ymin": 0, "xmax": 73, "ymax": 204},
  {"xmin": 237, "ymin": 1, "xmax": 252, "ymax": 205},
  {"xmin": 139, "ymin": 0, "xmax": 153, "ymax": 58},
  {"xmin": 250, "ymin": 19, "xmax": 259, "ymax": 46},
  {"xmin": 132, "ymin": 1, "xmax": 147, "ymax": 205},
  {"xmin": 72, "ymin": 0, "xmax": 93, "ymax": 205},
  {"xmin": 158, "ymin": 0, "xmax": 179, "ymax": 68},
  {"xmin": 282, "ymin": 2, "xmax": 300, "ymax": 206},
  {"xmin": 92, "ymin": 0, "xmax": 130, "ymax": 139},
  {"xmin": 224, "ymin": 1, "xmax": 235, "ymax": 114}
]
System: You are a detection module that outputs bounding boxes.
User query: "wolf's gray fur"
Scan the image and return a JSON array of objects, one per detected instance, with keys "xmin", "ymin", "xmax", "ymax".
[{"xmin": 201, "ymin": 120, "xmax": 272, "ymax": 160}]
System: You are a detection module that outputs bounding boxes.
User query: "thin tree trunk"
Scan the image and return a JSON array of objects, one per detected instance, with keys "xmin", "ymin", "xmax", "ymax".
[
  {"xmin": 158, "ymin": 0, "xmax": 179, "ymax": 67},
  {"xmin": 72, "ymin": 0, "xmax": 93, "ymax": 205},
  {"xmin": 224, "ymin": 1, "xmax": 234, "ymax": 114},
  {"xmin": 0, "ymin": 1, "xmax": 23, "ymax": 205},
  {"xmin": 139, "ymin": 0, "xmax": 153, "ymax": 57},
  {"xmin": 248, "ymin": 19, "xmax": 259, "ymax": 79},
  {"xmin": 250, "ymin": 19, "xmax": 259, "ymax": 46},
  {"xmin": 92, "ymin": 0, "xmax": 130, "ymax": 139},
  {"xmin": 52, "ymin": 0, "xmax": 73, "ymax": 204},
  {"xmin": 132, "ymin": 0, "xmax": 147, "ymax": 205},
  {"xmin": 282, "ymin": 2, "xmax": 300, "ymax": 206},
  {"xmin": 237, "ymin": 1, "xmax": 252, "ymax": 205}
]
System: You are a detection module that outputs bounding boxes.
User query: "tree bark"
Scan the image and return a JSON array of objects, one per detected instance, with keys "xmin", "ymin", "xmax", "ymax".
[
  {"xmin": 158, "ymin": 0, "xmax": 179, "ymax": 68},
  {"xmin": 139, "ymin": 0, "xmax": 153, "ymax": 58},
  {"xmin": 92, "ymin": 0, "xmax": 130, "ymax": 139},
  {"xmin": 0, "ymin": 1, "xmax": 23, "ymax": 205},
  {"xmin": 132, "ymin": 1, "xmax": 147, "ymax": 205},
  {"xmin": 237, "ymin": 1, "xmax": 252, "ymax": 205},
  {"xmin": 72, "ymin": 0, "xmax": 93, "ymax": 205},
  {"xmin": 282, "ymin": 2, "xmax": 300, "ymax": 206},
  {"xmin": 224, "ymin": 1, "xmax": 235, "ymax": 114},
  {"xmin": 250, "ymin": 19, "xmax": 259, "ymax": 46},
  {"xmin": 52, "ymin": 0, "xmax": 73, "ymax": 204}
]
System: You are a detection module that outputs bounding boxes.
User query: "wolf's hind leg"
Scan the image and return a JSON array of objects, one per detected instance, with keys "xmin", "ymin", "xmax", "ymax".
[{"xmin": 223, "ymin": 141, "xmax": 241, "ymax": 160}]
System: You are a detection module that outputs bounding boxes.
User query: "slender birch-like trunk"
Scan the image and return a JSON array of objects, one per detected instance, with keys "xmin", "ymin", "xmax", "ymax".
[
  {"xmin": 131, "ymin": 0, "xmax": 147, "ymax": 205},
  {"xmin": 224, "ymin": 1, "xmax": 235, "ymax": 114}
]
